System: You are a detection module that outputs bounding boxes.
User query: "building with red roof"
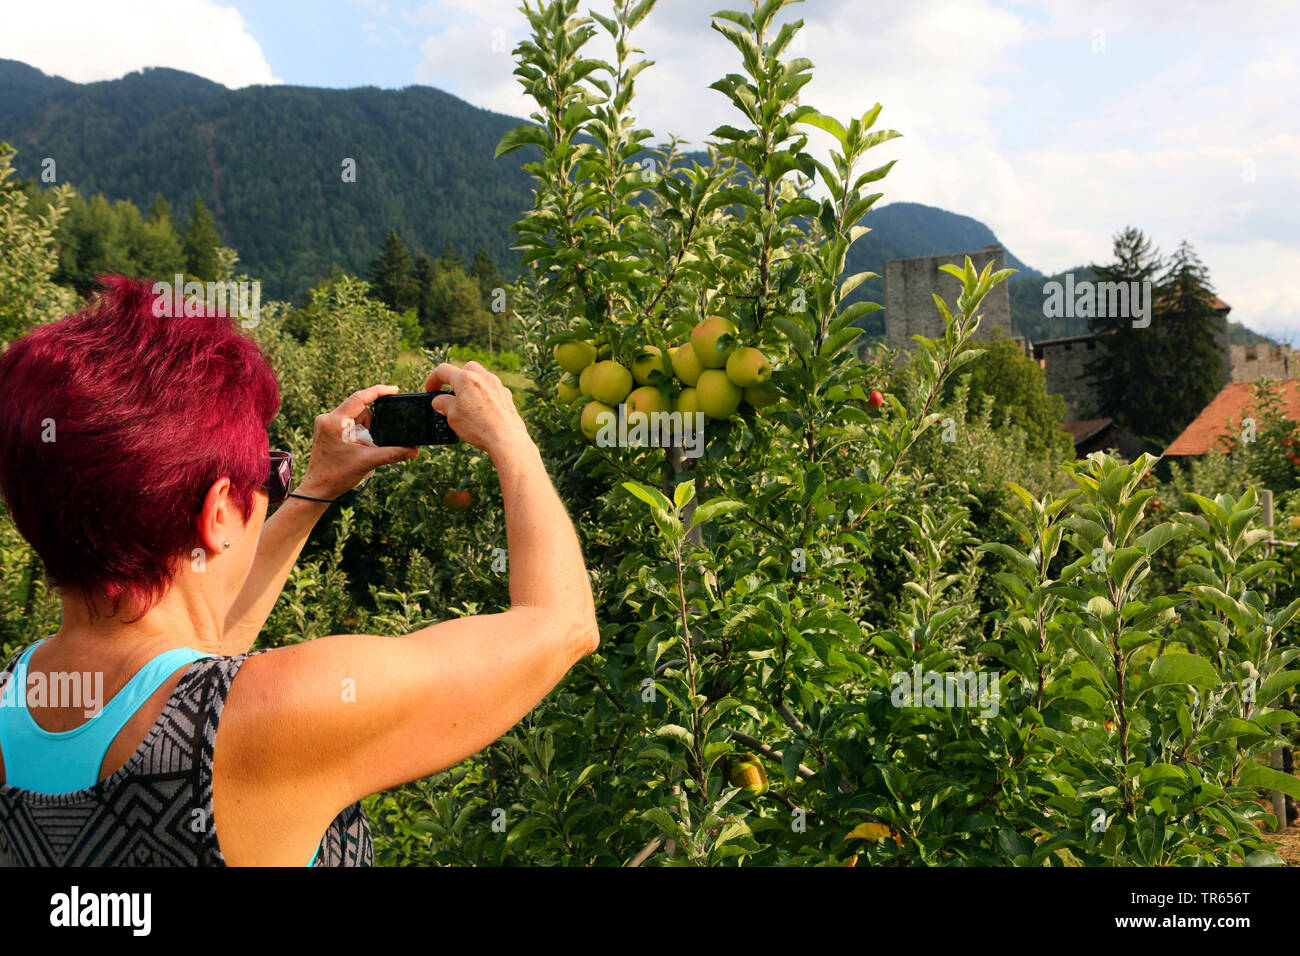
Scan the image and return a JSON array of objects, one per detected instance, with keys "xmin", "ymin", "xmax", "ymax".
[{"xmin": 1163, "ymin": 380, "xmax": 1300, "ymax": 456}]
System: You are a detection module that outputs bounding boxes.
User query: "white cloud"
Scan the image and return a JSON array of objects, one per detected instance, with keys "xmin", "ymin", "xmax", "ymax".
[{"xmin": 0, "ymin": 0, "xmax": 280, "ymax": 88}]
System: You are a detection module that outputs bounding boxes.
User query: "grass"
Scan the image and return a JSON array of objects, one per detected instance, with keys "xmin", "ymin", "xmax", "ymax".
[{"xmin": 396, "ymin": 348, "xmax": 534, "ymax": 406}]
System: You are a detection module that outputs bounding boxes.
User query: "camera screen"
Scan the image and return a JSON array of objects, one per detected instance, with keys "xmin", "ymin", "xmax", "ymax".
[{"xmin": 379, "ymin": 397, "xmax": 427, "ymax": 442}]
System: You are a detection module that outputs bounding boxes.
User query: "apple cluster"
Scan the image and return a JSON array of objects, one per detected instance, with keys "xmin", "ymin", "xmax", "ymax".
[{"xmin": 553, "ymin": 316, "xmax": 779, "ymax": 439}]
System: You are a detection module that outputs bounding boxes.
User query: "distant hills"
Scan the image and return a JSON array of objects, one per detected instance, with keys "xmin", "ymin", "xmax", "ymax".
[
  {"xmin": 0, "ymin": 58, "xmax": 1269, "ymax": 345},
  {"xmin": 0, "ymin": 59, "xmax": 534, "ymax": 298}
]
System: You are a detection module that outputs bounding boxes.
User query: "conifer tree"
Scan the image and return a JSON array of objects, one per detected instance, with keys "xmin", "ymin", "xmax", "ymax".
[
  {"xmin": 366, "ymin": 229, "xmax": 414, "ymax": 313},
  {"xmin": 1085, "ymin": 228, "xmax": 1225, "ymax": 444},
  {"xmin": 181, "ymin": 197, "xmax": 222, "ymax": 281}
]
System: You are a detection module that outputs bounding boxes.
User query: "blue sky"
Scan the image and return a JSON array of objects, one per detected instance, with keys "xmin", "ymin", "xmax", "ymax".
[{"xmin": 3, "ymin": 0, "xmax": 1297, "ymax": 339}]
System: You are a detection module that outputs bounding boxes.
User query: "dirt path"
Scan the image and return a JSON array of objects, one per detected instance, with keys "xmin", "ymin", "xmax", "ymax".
[{"xmin": 1263, "ymin": 824, "xmax": 1300, "ymax": 865}]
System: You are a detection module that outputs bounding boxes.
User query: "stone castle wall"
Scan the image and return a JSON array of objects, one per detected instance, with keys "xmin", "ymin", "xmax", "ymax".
[
  {"xmin": 884, "ymin": 245, "xmax": 1012, "ymax": 351},
  {"xmin": 1229, "ymin": 343, "xmax": 1294, "ymax": 382},
  {"xmin": 1036, "ymin": 338, "xmax": 1101, "ymax": 420},
  {"xmin": 878, "ymin": 246, "xmax": 1267, "ymax": 424}
]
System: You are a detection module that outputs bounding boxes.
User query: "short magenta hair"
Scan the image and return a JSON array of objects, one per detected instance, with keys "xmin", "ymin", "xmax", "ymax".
[{"xmin": 0, "ymin": 275, "xmax": 280, "ymax": 618}]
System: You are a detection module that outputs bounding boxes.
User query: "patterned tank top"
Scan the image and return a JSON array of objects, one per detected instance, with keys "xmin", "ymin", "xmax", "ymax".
[{"xmin": 0, "ymin": 650, "xmax": 372, "ymax": 866}]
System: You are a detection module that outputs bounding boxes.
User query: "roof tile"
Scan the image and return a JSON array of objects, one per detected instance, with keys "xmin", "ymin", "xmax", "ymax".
[{"xmin": 1164, "ymin": 380, "xmax": 1300, "ymax": 455}]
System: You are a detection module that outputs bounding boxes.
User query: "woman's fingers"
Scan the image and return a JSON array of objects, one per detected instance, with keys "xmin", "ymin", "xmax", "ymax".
[
  {"xmin": 337, "ymin": 383, "xmax": 401, "ymax": 422},
  {"xmin": 424, "ymin": 363, "xmax": 464, "ymax": 394},
  {"xmin": 367, "ymin": 444, "xmax": 419, "ymax": 466}
]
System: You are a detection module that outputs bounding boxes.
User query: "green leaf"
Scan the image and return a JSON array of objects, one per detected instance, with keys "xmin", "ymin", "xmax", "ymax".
[
  {"xmin": 641, "ymin": 807, "xmax": 684, "ymax": 840},
  {"xmin": 690, "ymin": 498, "xmax": 745, "ymax": 529},
  {"xmin": 776, "ymin": 197, "xmax": 820, "ymax": 222},
  {"xmin": 838, "ymin": 300, "xmax": 883, "ymax": 327},
  {"xmin": 774, "ymin": 316, "xmax": 813, "ymax": 356},
  {"xmin": 1137, "ymin": 763, "xmax": 1187, "ymax": 791},
  {"xmin": 1257, "ymin": 669, "xmax": 1300, "ymax": 708},
  {"xmin": 796, "ymin": 111, "xmax": 847, "ymax": 145},
  {"xmin": 505, "ymin": 814, "xmax": 553, "ymax": 846},
  {"xmin": 622, "ymin": 480, "xmax": 674, "ymax": 513},
  {"xmin": 1147, "ymin": 653, "xmax": 1221, "ymax": 690},
  {"xmin": 495, "ymin": 124, "xmax": 549, "ymax": 158},
  {"xmin": 674, "ymin": 478, "xmax": 696, "ymax": 511},
  {"xmin": 781, "ymin": 739, "xmax": 807, "ymax": 782},
  {"xmin": 1244, "ymin": 850, "xmax": 1285, "ymax": 867},
  {"xmin": 655, "ymin": 724, "xmax": 695, "ymax": 748},
  {"xmin": 1240, "ymin": 764, "xmax": 1300, "ymax": 802}
]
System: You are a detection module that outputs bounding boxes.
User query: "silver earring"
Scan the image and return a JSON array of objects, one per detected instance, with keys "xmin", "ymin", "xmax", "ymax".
[{"xmin": 222, "ymin": 541, "xmax": 231, "ymax": 550}]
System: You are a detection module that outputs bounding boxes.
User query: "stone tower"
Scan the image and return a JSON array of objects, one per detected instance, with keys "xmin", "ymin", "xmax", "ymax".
[{"xmin": 883, "ymin": 244, "xmax": 1013, "ymax": 351}]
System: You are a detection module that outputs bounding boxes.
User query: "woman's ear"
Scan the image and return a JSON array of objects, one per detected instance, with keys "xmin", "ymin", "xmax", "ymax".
[{"xmin": 196, "ymin": 477, "xmax": 236, "ymax": 557}]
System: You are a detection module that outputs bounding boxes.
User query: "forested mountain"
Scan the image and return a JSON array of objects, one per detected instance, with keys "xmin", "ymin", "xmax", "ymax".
[
  {"xmin": 0, "ymin": 59, "xmax": 534, "ymax": 299},
  {"xmin": 851, "ymin": 201, "xmax": 1037, "ymax": 279},
  {"xmin": 0, "ymin": 58, "xmax": 1269, "ymax": 345},
  {"xmin": 0, "ymin": 61, "xmax": 72, "ymax": 118},
  {"xmin": 842, "ymin": 201, "xmax": 1036, "ymax": 336}
]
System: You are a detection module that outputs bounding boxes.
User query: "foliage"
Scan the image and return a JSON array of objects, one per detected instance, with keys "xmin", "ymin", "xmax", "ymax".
[
  {"xmin": 940, "ymin": 329, "xmax": 1073, "ymax": 459},
  {"xmin": 180, "ymin": 197, "xmax": 223, "ymax": 282},
  {"xmin": 363, "ymin": 0, "xmax": 1290, "ymax": 868},
  {"xmin": 0, "ymin": 143, "xmax": 78, "ymax": 347},
  {"xmin": 1215, "ymin": 380, "xmax": 1300, "ymax": 496},
  {"xmin": 1087, "ymin": 228, "xmax": 1227, "ymax": 445},
  {"xmin": 366, "ymin": 230, "xmax": 514, "ymax": 350},
  {"xmin": 253, "ymin": 273, "xmax": 410, "ymax": 459},
  {"xmin": 45, "ymin": 189, "xmax": 184, "ymax": 294}
]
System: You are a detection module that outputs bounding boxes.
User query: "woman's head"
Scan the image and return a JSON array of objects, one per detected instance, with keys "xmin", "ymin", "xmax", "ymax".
[{"xmin": 0, "ymin": 275, "xmax": 280, "ymax": 618}]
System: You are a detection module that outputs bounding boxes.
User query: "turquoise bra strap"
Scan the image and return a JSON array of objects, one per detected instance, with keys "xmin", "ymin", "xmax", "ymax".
[
  {"xmin": 0, "ymin": 639, "xmax": 212, "ymax": 793},
  {"xmin": 1, "ymin": 640, "xmax": 324, "ymax": 863}
]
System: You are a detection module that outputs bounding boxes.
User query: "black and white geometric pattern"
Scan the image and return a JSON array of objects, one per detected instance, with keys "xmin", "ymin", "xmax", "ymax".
[{"xmin": 0, "ymin": 650, "xmax": 372, "ymax": 866}]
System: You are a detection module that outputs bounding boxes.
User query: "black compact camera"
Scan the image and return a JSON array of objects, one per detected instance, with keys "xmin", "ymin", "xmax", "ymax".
[{"xmin": 368, "ymin": 392, "xmax": 459, "ymax": 446}]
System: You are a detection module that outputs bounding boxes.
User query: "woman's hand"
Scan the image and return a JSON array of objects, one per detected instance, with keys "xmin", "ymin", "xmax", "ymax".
[
  {"xmin": 297, "ymin": 384, "xmax": 419, "ymax": 499},
  {"xmin": 423, "ymin": 362, "xmax": 532, "ymax": 460}
]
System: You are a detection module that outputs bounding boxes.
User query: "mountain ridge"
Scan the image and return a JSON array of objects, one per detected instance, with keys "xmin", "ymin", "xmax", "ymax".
[{"xmin": 1, "ymin": 58, "xmax": 1267, "ymax": 346}]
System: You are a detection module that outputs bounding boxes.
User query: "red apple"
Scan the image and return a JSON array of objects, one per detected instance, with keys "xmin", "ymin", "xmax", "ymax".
[
  {"xmin": 442, "ymin": 490, "xmax": 472, "ymax": 509},
  {"xmin": 868, "ymin": 390, "xmax": 885, "ymax": 408}
]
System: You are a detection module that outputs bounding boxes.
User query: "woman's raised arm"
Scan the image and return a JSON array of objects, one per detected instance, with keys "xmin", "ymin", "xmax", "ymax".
[
  {"xmin": 221, "ymin": 384, "xmax": 418, "ymax": 654},
  {"xmin": 213, "ymin": 363, "xmax": 599, "ymax": 843}
]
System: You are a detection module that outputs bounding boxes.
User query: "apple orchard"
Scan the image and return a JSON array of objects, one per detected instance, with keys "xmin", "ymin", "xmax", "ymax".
[
  {"xmin": 337, "ymin": 0, "xmax": 1300, "ymax": 868},
  {"xmin": 219, "ymin": 0, "xmax": 1299, "ymax": 867}
]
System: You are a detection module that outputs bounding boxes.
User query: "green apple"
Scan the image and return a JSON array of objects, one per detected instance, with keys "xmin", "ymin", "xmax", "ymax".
[
  {"xmin": 728, "ymin": 752, "xmax": 768, "ymax": 794},
  {"xmin": 696, "ymin": 369, "xmax": 742, "ymax": 420},
  {"xmin": 579, "ymin": 363, "xmax": 596, "ymax": 397},
  {"xmin": 669, "ymin": 342, "xmax": 704, "ymax": 387},
  {"xmin": 690, "ymin": 316, "xmax": 737, "ymax": 368},
  {"xmin": 553, "ymin": 340, "xmax": 596, "ymax": 375},
  {"xmin": 631, "ymin": 345, "xmax": 666, "ymax": 386},
  {"xmin": 580, "ymin": 401, "xmax": 616, "ymax": 440},
  {"xmin": 556, "ymin": 375, "xmax": 582, "ymax": 405},
  {"xmin": 725, "ymin": 347, "xmax": 771, "ymax": 388},
  {"xmin": 626, "ymin": 385, "xmax": 671, "ymax": 416},
  {"xmin": 675, "ymin": 387, "xmax": 700, "ymax": 415},
  {"xmin": 589, "ymin": 360, "xmax": 634, "ymax": 406}
]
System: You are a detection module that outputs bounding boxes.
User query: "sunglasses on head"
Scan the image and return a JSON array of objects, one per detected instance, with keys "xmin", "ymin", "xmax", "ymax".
[{"xmin": 263, "ymin": 450, "xmax": 293, "ymax": 505}]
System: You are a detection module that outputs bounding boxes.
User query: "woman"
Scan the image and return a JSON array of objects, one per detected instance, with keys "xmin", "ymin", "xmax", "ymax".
[{"xmin": 0, "ymin": 276, "xmax": 598, "ymax": 866}]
